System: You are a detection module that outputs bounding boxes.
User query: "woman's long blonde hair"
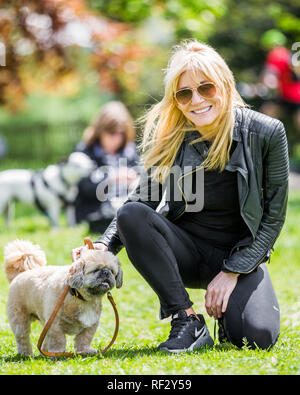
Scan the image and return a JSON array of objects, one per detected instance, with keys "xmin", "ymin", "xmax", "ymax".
[{"xmin": 138, "ymin": 40, "xmax": 246, "ymax": 183}]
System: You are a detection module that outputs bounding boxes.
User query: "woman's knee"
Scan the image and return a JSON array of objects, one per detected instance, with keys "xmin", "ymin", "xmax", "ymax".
[
  {"xmin": 223, "ymin": 312, "xmax": 280, "ymax": 350},
  {"xmin": 224, "ymin": 265, "xmax": 280, "ymax": 350},
  {"xmin": 242, "ymin": 320, "xmax": 280, "ymax": 350},
  {"xmin": 117, "ymin": 202, "xmax": 150, "ymax": 231}
]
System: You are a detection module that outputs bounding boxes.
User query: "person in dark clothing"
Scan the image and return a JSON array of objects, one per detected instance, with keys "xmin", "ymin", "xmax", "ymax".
[
  {"xmin": 72, "ymin": 40, "xmax": 289, "ymax": 352},
  {"xmin": 74, "ymin": 101, "xmax": 140, "ymax": 233}
]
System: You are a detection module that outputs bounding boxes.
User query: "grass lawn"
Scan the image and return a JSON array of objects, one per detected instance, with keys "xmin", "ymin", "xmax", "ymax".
[{"xmin": 0, "ymin": 191, "xmax": 299, "ymax": 375}]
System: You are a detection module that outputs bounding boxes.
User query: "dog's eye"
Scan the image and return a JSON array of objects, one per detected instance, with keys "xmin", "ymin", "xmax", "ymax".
[{"xmin": 86, "ymin": 269, "xmax": 99, "ymax": 275}]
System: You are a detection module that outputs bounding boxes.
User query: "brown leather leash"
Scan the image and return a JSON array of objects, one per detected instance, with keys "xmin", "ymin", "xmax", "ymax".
[{"xmin": 37, "ymin": 237, "xmax": 119, "ymax": 358}]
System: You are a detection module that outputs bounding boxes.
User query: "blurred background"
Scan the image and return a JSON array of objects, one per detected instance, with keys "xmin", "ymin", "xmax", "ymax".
[{"xmin": 0, "ymin": 0, "xmax": 300, "ymax": 171}]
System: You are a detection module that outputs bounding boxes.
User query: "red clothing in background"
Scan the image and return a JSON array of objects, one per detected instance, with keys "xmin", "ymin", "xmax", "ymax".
[{"xmin": 266, "ymin": 46, "xmax": 300, "ymax": 103}]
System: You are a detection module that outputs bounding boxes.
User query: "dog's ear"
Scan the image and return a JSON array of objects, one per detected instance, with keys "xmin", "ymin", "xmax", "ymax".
[
  {"xmin": 114, "ymin": 257, "xmax": 123, "ymax": 289},
  {"xmin": 68, "ymin": 259, "xmax": 85, "ymax": 289},
  {"xmin": 116, "ymin": 267, "xmax": 123, "ymax": 289}
]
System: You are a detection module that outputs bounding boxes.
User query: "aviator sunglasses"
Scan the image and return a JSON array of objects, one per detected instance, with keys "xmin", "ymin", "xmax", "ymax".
[{"xmin": 174, "ymin": 81, "xmax": 216, "ymax": 105}]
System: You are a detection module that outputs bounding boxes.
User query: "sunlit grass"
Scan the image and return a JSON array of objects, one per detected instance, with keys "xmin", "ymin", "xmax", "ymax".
[{"xmin": 0, "ymin": 191, "xmax": 299, "ymax": 375}]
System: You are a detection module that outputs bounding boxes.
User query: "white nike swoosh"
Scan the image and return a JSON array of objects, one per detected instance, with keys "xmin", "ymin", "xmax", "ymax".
[{"xmin": 195, "ymin": 326, "xmax": 205, "ymax": 338}]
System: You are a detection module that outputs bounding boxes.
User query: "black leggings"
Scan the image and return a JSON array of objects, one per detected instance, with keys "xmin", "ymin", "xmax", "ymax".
[{"xmin": 116, "ymin": 202, "xmax": 280, "ymax": 349}]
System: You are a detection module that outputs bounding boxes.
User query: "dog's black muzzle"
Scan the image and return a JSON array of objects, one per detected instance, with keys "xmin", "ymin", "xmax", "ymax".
[{"xmin": 88, "ymin": 268, "xmax": 115, "ymax": 295}]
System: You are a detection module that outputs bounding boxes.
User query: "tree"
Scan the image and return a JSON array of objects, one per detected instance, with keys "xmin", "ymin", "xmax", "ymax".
[{"xmin": 0, "ymin": 0, "xmax": 146, "ymax": 111}]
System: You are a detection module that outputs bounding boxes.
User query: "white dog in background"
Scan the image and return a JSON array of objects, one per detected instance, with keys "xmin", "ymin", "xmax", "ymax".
[
  {"xmin": 0, "ymin": 152, "xmax": 95, "ymax": 227},
  {"xmin": 4, "ymin": 239, "xmax": 122, "ymax": 356}
]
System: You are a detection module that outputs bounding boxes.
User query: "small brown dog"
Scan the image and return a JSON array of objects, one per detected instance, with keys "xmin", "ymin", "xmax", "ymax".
[{"xmin": 4, "ymin": 239, "xmax": 122, "ymax": 356}]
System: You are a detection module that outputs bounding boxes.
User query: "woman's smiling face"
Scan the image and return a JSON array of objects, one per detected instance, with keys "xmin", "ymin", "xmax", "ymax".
[{"xmin": 175, "ymin": 69, "xmax": 222, "ymax": 130}]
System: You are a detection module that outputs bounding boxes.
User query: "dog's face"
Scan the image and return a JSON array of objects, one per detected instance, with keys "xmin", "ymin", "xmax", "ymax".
[
  {"xmin": 64, "ymin": 152, "xmax": 96, "ymax": 184},
  {"xmin": 67, "ymin": 249, "xmax": 122, "ymax": 297}
]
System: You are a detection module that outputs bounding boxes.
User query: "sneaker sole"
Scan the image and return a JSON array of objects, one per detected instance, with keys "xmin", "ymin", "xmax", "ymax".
[{"xmin": 159, "ymin": 326, "xmax": 214, "ymax": 354}]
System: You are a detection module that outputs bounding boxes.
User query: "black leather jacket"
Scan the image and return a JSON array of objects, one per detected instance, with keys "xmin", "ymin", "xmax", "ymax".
[{"xmin": 95, "ymin": 107, "xmax": 289, "ymax": 274}]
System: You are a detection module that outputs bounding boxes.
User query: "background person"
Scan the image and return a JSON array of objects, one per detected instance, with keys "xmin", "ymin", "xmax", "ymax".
[
  {"xmin": 73, "ymin": 40, "xmax": 289, "ymax": 352},
  {"xmin": 260, "ymin": 45, "xmax": 300, "ymax": 143},
  {"xmin": 74, "ymin": 101, "xmax": 140, "ymax": 233}
]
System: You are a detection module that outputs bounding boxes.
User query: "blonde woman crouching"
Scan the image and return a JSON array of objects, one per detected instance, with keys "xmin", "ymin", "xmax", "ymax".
[{"xmin": 73, "ymin": 40, "xmax": 289, "ymax": 352}]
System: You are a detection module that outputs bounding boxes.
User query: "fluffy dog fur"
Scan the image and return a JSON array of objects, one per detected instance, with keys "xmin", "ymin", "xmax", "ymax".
[{"xmin": 4, "ymin": 239, "xmax": 122, "ymax": 356}]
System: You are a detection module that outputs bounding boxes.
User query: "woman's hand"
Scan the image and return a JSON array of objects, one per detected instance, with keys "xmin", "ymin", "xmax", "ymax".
[
  {"xmin": 114, "ymin": 167, "xmax": 140, "ymax": 192},
  {"xmin": 115, "ymin": 167, "xmax": 139, "ymax": 183},
  {"xmin": 205, "ymin": 271, "xmax": 239, "ymax": 320},
  {"xmin": 71, "ymin": 242, "xmax": 109, "ymax": 262}
]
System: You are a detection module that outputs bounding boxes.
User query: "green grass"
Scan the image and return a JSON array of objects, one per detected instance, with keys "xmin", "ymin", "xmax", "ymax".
[{"xmin": 0, "ymin": 192, "xmax": 299, "ymax": 375}]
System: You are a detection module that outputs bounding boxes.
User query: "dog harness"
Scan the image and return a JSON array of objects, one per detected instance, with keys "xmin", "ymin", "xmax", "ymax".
[
  {"xmin": 30, "ymin": 168, "xmax": 73, "ymax": 217},
  {"xmin": 69, "ymin": 288, "xmax": 86, "ymax": 301},
  {"xmin": 30, "ymin": 171, "xmax": 49, "ymax": 217}
]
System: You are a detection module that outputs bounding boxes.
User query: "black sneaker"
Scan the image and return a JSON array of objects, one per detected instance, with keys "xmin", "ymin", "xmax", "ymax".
[{"xmin": 158, "ymin": 310, "xmax": 214, "ymax": 353}]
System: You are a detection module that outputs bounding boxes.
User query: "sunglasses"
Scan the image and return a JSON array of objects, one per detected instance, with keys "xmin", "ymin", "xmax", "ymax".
[{"xmin": 174, "ymin": 82, "xmax": 216, "ymax": 105}]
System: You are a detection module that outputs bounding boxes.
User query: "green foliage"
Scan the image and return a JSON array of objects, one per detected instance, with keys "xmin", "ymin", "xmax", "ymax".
[
  {"xmin": 0, "ymin": 85, "xmax": 114, "ymax": 163},
  {"xmin": 208, "ymin": 0, "xmax": 300, "ymax": 81},
  {"xmin": 2, "ymin": 1, "xmax": 300, "ymax": 161},
  {"xmin": 88, "ymin": 0, "xmax": 156, "ymax": 23},
  {"xmin": 0, "ymin": 191, "xmax": 299, "ymax": 374},
  {"xmin": 89, "ymin": 0, "xmax": 226, "ymax": 39},
  {"xmin": 90, "ymin": 0, "xmax": 300, "ymax": 52},
  {"xmin": 162, "ymin": 0, "xmax": 226, "ymax": 41}
]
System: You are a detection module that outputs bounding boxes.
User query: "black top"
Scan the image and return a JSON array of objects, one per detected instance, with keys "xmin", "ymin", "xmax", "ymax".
[{"xmin": 176, "ymin": 140, "xmax": 250, "ymax": 249}]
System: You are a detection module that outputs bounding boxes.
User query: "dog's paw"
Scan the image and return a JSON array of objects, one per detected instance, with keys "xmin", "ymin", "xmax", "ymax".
[
  {"xmin": 16, "ymin": 352, "xmax": 33, "ymax": 359},
  {"xmin": 77, "ymin": 347, "xmax": 98, "ymax": 356},
  {"xmin": 16, "ymin": 346, "xmax": 33, "ymax": 357}
]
